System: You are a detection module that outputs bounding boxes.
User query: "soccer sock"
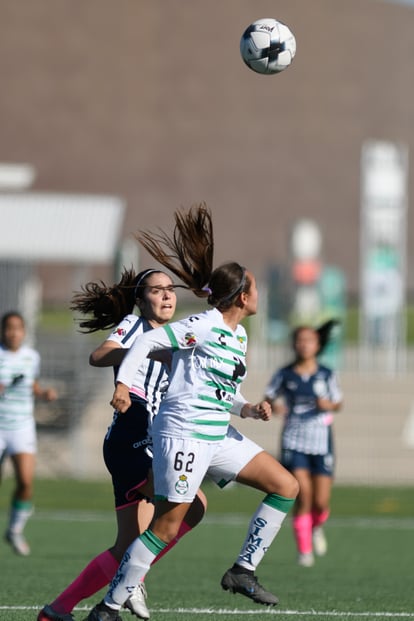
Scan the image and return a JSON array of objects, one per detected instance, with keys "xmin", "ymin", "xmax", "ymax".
[
  {"xmin": 105, "ymin": 529, "xmax": 167, "ymax": 609},
  {"xmin": 151, "ymin": 519, "xmax": 192, "ymax": 565},
  {"xmin": 293, "ymin": 513, "xmax": 313, "ymax": 554},
  {"xmin": 8, "ymin": 499, "xmax": 33, "ymax": 534},
  {"xmin": 312, "ymin": 508, "xmax": 330, "ymax": 528},
  {"xmin": 50, "ymin": 519, "xmax": 194, "ymax": 613},
  {"xmin": 235, "ymin": 493, "xmax": 295, "ymax": 572},
  {"xmin": 50, "ymin": 550, "xmax": 119, "ymax": 614}
]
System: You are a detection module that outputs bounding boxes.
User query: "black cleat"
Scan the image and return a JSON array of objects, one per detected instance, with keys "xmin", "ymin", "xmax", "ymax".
[
  {"xmin": 83, "ymin": 600, "xmax": 123, "ymax": 621},
  {"xmin": 221, "ymin": 567, "xmax": 279, "ymax": 606}
]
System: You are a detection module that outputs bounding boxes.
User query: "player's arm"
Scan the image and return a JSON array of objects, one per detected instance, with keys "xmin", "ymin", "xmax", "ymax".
[
  {"xmin": 240, "ymin": 401, "xmax": 272, "ymax": 421},
  {"xmin": 263, "ymin": 370, "xmax": 287, "ymax": 415},
  {"xmin": 231, "ymin": 388, "xmax": 272, "ymax": 421},
  {"xmin": 33, "ymin": 380, "xmax": 58, "ymax": 401},
  {"xmin": 316, "ymin": 396, "xmax": 342, "ymax": 412},
  {"xmin": 316, "ymin": 372, "xmax": 343, "ymax": 412},
  {"xmin": 111, "ymin": 327, "xmax": 172, "ymax": 413},
  {"xmin": 89, "ymin": 339, "xmax": 126, "ymax": 367}
]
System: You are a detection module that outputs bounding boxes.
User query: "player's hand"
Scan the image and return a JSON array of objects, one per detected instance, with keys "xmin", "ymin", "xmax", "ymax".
[
  {"xmin": 316, "ymin": 397, "xmax": 333, "ymax": 411},
  {"xmin": 242, "ymin": 401, "xmax": 272, "ymax": 421},
  {"xmin": 43, "ymin": 387, "xmax": 58, "ymax": 401},
  {"xmin": 110, "ymin": 383, "xmax": 131, "ymax": 413}
]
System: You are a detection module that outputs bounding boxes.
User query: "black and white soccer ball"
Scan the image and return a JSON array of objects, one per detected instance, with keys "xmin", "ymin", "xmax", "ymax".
[{"xmin": 240, "ymin": 18, "xmax": 296, "ymax": 75}]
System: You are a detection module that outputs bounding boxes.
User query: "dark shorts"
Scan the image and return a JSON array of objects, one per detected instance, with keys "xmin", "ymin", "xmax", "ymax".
[
  {"xmin": 280, "ymin": 430, "xmax": 335, "ymax": 477},
  {"xmin": 103, "ymin": 398, "xmax": 153, "ymax": 509}
]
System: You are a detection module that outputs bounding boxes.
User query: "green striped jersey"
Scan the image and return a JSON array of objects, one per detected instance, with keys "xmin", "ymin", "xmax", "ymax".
[
  {"xmin": 117, "ymin": 308, "xmax": 248, "ymax": 442},
  {"xmin": 0, "ymin": 345, "xmax": 40, "ymax": 430}
]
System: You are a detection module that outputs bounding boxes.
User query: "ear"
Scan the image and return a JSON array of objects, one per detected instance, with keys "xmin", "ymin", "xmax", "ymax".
[{"xmin": 238, "ymin": 291, "xmax": 249, "ymax": 308}]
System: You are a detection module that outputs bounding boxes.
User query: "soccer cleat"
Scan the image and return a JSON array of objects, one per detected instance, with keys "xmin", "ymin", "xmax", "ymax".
[
  {"xmin": 312, "ymin": 526, "xmax": 328, "ymax": 556},
  {"xmin": 37, "ymin": 604, "xmax": 75, "ymax": 621},
  {"xmin": 4, "ymin": 530, "xmax": 30, "ymax": 556},
  {"xmin": 83, "ymin": 600, "xmax": 123, "ymax": 621},
  {"xmin": 124, "ymin": 582, "xmax": 150, "ymax": 619},
  {"xmin": 221, "ymin": 567, "xmax": 279, "ymax": 606},
  {"xmin": 298, "ymin": 552, "xmax": 315, "ymax": 567}
]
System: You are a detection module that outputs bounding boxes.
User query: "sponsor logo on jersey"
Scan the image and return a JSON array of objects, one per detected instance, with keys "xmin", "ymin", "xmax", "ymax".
[
  {"xmin": 113, "ymin": 327, "xmax": 126, "ymax": 337},
  {"xmin": 132, "ymin": 437, "xmax": 152, "ymax": 449},
  {"xmin": 182, "ymin": 332, "xmax": 197, "ymax": 347}
]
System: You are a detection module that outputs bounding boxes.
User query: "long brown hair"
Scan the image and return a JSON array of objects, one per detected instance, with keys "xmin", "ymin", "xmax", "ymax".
[
  {"xmin": 70, "ymin": 268, "xmax": 163, "ymax": 332},
  {"xmin": 136, "ymin": 203, "xmax": 250, "ymax": 310},
  {"xmin": 136, "ymin": 202, "xmax": 214, "ymax": 297}
]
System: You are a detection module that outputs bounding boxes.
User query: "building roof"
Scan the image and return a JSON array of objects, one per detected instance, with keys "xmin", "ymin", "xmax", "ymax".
[{"xmin": 0, "ymin": 192, "xmax": 124, "ymax": 263}]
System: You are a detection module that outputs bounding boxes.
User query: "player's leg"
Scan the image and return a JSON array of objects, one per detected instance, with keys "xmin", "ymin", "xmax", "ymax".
[
  {"xmin": 87, "ymin": 437, "xmax": 213, "ymax": 619},
  {"xmin": 291, "ymin": 466, "xmax": 315, "ymax": 566},
  {"xmin": 38, "ymin": 406, "xmax": 152, "ymax": 621},
  {"xmin": 5, "ymin": 450, "xmax": 35, "ymax": 556},
  {"xmin": 311, "ymin": 441, "xmax": 335, "ymax": 558},
  {"xmin": 40, "ymin": 504, "xmax": 140, "ymax": 618},
  {"xmin": 39, "ymin": 476, "xmax": 206, "ymax": 620},
  {"xmin": 210, "ymin": 427, "xmax": 297, "ymax": 605},
  {"xmin": 222, "ymin": 451, "xmax": 297, "ymax": 602}
]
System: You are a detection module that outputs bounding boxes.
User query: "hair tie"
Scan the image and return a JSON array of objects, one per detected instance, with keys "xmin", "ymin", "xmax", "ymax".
[{"xmin": 202, "ymin": 285, "xmax": 212, "ymax": 295}]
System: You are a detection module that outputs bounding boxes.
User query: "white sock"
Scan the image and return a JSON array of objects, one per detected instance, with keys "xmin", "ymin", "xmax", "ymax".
[
  {"xmin": 105, "ymin": 530, "xmax": 166, "ymax": 609},
  {"xmin": 235, "ymin": 496, "xmax": 291, "ymax": 571},
  {"xmin": 8, "ymin": 502, "xmax": 33, "ymax": 534}
]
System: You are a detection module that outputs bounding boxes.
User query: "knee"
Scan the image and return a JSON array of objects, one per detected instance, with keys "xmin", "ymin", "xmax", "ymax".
[
  {"xmin": 184, "ymin": 490, "xmax": 207, "ymax": 528},
  {"xmin": 285, "ymin": 473, "xmax": 300, "ymax": 499}
]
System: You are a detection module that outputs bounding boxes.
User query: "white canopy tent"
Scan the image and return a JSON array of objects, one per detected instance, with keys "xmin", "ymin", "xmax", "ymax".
[{"xmin": 0, "ymin": 192, "xmax": 125, "ymax": 339}]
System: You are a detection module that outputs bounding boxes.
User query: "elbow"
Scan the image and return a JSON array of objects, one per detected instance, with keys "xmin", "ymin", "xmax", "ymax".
[{"xmin": 89, "ymin": 352, "xmax": 101, "ymax": 367}]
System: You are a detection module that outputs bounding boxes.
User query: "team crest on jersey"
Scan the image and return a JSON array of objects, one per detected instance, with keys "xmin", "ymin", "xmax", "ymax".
[
  {"xmin": 182, "ymin": 332, "xmax": 197, "ymax": 347},
  {"xmin": 175, "ymin": 474, "xmax": 189, "ymax": 495},
  {"xmin": 113, "ymin": 327, "xmax": 126, "ymax": 337}
]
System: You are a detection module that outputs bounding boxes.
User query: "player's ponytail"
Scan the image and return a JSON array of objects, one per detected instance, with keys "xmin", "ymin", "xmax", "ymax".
[
  {"xmin": 136, "ymin": 202, "xmax": 214, "ymax": 298},
  {"xmin": 71, "ymin": 268, "xmax": 139, "ymax": 332},
  {"xmin": 135, "ymin": 203, "xmax": 251, "ymax": 311}
]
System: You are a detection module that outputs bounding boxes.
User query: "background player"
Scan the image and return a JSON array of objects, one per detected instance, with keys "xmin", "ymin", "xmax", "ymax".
[
  {"xmin": 264, "ymin": 321, "xmax": 343, "ymax": 566},
  {"xmin": 0, "ymin": 311, "xmax": 57, "ymax": 557}
]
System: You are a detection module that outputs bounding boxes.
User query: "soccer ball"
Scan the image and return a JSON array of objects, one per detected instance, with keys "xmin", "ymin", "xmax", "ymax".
[{"xmin": 240, "ymin": 18, "xmax": 296, "ymax": 75}]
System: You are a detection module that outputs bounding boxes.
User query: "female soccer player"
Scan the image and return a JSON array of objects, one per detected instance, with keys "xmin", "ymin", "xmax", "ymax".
[
  {"xmin": 38, "ymin": 268, "xmax": 207, "ymax": 621},
  {"xmin": 0, "ymin": 311, "xmax": 57, "ymax": 557},
  {"xmin": 264, "ymin": 322, "xmax": 343, "ymax": 567},
  {"xmin": 85, "ymin": 204, "xmax": 299, "ymax": 621}
]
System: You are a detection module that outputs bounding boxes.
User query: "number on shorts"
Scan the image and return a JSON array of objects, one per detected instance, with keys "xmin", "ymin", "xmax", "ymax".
[{"xmin": 173, "ymin": 451, "xmax": 195, "ymax": 472}]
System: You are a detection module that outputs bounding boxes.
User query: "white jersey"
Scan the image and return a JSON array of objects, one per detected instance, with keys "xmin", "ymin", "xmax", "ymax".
[
  {"xmin": 117, "ymin": 308, "xmax": 248, "ymax": 442},
  {"xmin": 107, "ymin": 314, "xmax": 169, "ymax": 418},
  {"xmin": 0, "ymin": 344, "xmax": 40, "ymax": 431}
]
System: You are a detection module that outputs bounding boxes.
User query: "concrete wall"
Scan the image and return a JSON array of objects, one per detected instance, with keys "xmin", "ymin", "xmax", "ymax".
[{"xmin": 0, "ymin": 0, "xmax": 413, "ymax": 301}]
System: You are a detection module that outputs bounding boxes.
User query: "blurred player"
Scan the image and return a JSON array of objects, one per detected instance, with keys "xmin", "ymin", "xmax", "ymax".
[
  {"xmin": 0, "ymin": 311, "xmax": 57, "ymax": 556},
  {"xmin": 37, "ymin": 268, "xmax": 207, "ymax": 621},
  {"xmin": 85, "ymin": 204, "xmax": 298, "ymax": 621},
  {"xmin": 264, "ymin": 321, "xmax": 343, "ymax": 567}
]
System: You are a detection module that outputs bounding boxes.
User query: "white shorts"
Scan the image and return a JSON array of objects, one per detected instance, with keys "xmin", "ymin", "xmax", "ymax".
[
  {"xmin": 0, "ymin": 420, "xmax": 37, "ymax": 461},
  {"xmin": 152, "ymin": 424, "xmax": 263, "ymax": 502},
  {"xmin": 207, "ymin": 424, "xmax": 263, "ymax": 488},
  {"xmin": 152, "ymin": 435, "xmax": 222, "ymax": 503}
]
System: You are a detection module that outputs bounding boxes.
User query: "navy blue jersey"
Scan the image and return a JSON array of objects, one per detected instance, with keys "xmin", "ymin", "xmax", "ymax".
[{"xmin": 265, "ymin": 363, "xmax": 342, "ymax": 455}]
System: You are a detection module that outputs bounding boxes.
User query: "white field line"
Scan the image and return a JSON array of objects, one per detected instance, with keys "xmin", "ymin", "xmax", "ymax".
[
  {"xmin": 13, "ymin": 510, "xmax": 414, "ymax": 530},
  {"xmin": 2, "ymin": 605, "xmax": 414, "ymax": 617}
]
